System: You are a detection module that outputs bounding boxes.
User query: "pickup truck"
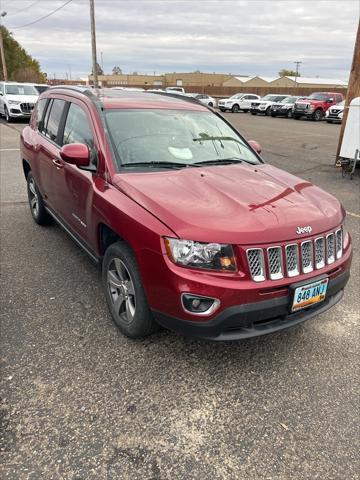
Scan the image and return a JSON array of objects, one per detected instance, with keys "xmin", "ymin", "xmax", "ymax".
[{"xmin": 293, "ymin": 92, "xmax": 345, "ymax": 121}]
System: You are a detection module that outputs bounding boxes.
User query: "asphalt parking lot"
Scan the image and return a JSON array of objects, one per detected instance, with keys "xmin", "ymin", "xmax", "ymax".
[{"xmin": 1, "ymin": 113, "xmax": 359, "ymax": 480}]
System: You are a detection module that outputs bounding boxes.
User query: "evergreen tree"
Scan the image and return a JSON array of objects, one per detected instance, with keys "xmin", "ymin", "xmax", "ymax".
[{"xmin": 0, "ymin": 26, "xmax": 46, "ymax": 82}]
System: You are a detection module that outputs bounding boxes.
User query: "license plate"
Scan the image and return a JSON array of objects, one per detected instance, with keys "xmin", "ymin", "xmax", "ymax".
[{"xmin": 292, "ymin": 278, "xmax": 328, "ymax": 312}]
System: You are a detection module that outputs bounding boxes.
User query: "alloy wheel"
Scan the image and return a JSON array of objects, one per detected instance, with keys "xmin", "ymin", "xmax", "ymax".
[
  {"xmin": 107, "ymin": 258, "xmax": 136, "ymax": 324},
  {"xmin": 28, "ymin": 177, "xmax": 39, "ymax": 218}
]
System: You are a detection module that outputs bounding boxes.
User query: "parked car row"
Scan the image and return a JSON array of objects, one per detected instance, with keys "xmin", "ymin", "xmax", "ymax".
[
  {"xmin": 218, "ymin": 91, "xmax": 345, "ymax": 122},
  {"xmin": 0, "ymin": 81, "xmax": 49, "ymax": 122}
]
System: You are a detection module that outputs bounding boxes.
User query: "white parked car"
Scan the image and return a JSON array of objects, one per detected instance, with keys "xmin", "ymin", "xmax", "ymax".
[
  {"xmin": 218, "ymin": 93, "xmax": 260, "ymax": 113},
  {"xmin": 0, "ymin": 82, "xmax": 39, "ymax": 122},
  {"xmin": 250, "ymin": 94, "xmax": 290, "ymax": 116},
  {"xmin": 187, "ymin": 93, "xmax": 216, "ymax": 107},
  {"xmin": 325, "ymin": 101, "xmax": 345, "ymax": 123}
]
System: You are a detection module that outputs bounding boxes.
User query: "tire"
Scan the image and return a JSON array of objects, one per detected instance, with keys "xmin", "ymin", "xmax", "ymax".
[
  {"xmin": 251, "ymin": 112, "xmax": 257, "ymax": 115},
  {"xmin": 231, "ymin": 104, "xmax": 240, "ymax": 113},
  {"xmin": 243, "ymin": 109, "xmax": 249, "ymax": 113},
  {"xmin": 286, "ymin": 109, "xmax": 293, "ymax": 119},
  {"xmin": 102, "ymin": 241, "xmax": 159, "ymax": 339},
  {"xmin": 219, "ymin": 108, "xmax": 226, "ymax": 112},
  {"xmin": 312, "ymin": 109, "xmax": 323, "ymax": 121},
  {"xmin": 271, "ymin": 112, "xmax": 276, "ymax": 117},
  {"xmin": 27, "ymin": 171, "xmax": 52, "ymax": 225},
  {"xmin": 208, "ymin": 102, "xmax": 214, "ymax": 107},
  {"xmin": 326, "ymin": 120, "xmax": 332, "ymax": 124},
  {"xmin": 5, "ymin": 106, "xmax": 12, "ymax": 123},
  {"xmin": 293, "ymin": 115, "xmax": 301, "ymax": 120},
  {"xmin": 265, "ymin": 107, "xmax": 272, "ymax": 116}
]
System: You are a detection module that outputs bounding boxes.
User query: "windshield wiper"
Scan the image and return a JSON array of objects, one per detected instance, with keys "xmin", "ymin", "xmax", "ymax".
[
  {"xmin": 194, "ymin": 157, "xmax": 255, "ymax": 166},
  {"xmin": 120, "ymin": 161, "xmax": 198, "ymax": 169},
  {"xmin": 192, "ymin": 135, "xmax": 243, "ymax": 146}
]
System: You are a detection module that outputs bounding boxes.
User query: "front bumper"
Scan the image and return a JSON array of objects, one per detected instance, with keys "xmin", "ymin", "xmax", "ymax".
[
  {"xmin": 293, "ymin": 109, "xmax": 314, "ymax": 117},
  {"xmin": 250, "ymin": 106, "xmax": 267, "ymax": 114},
  {"xmin": 153, "ymin": 269, "xmax": 350, "ymax": 340}
]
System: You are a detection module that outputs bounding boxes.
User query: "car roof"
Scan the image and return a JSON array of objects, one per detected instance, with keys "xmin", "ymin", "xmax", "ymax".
[{"xmin": 43, "ymin": 86, "xmax": 208, "ymax": 111}]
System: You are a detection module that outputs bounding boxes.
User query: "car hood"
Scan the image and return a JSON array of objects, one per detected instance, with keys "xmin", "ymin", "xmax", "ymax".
[
  {"xmin": 112, "ymin": 164, "xmax": 343, "ymax": 244},
  {"xmin": 5, "ymin": 94, "xmax": 38, "ymax": 103}
]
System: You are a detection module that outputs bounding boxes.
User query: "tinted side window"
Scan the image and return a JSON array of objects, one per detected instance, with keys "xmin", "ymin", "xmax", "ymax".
[
  {"xmin": 0, "ymin": 84, "xmax": 4, "ymax": 94},
  {"xmin": 44, "ymin": 99, "xmax": 66, "ymax": 144},
  {"xmin": 35, "ymin": 98, "xmax": 47, "ymax": 129},
  {"xmin": 62, "ymin": 103, "xmax": 97, "ymax": 166},
  {"xmin": 62, "ymin": 103, "xmax": 94, "ymax": 150},
  {"xmin": 40, "ymin": 99, "xmax": 52, "ymax": 135},
  {"xmin": 335, "ymin": 94, "xmax": 342, "ymax": 103}
]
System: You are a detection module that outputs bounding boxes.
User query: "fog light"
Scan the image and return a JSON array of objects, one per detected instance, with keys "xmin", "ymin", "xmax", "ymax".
[{"xmin": 181, "ymin": 294, "xmax": 220, "ymax": 315}]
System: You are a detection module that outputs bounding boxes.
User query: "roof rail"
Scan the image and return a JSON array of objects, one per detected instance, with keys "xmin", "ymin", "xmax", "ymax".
[
  {"xmin": 147, "ymin": 90, "xmax": 208, "ymax": 108},
  {"xmin": 48, "ymin": 84, "xmax": 97, "ymax": 97}
]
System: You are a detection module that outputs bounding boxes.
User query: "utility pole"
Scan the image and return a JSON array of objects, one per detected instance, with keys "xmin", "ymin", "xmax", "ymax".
[
  {"xmin": 89, "ymin": 0, "xmax": 98, "ymax": 88},
  {"xmin": 0, "ymin": 11, "xmax": 8, "ymax": 81},
  {"xmin": 294, "ymin": 61, "xmax": 302, "ymax": 88},
  {"xmin": 336, "ymin": 20, "xmax": 360, "ymax": 162}
]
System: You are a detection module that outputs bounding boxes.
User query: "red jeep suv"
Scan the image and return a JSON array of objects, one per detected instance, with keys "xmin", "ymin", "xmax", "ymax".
[
  {"xmin": 20, "ymin": 87, "xmax": 352, "ymax": 340},
  {"xmin": 293, "ymin": 92, "xmax": 344, "ymax": 121}
]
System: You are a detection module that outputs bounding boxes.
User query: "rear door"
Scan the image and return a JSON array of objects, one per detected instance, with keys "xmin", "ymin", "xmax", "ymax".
[{"xmin": 52, "ymin": 99, "xmax": 98, "ymax": 241}]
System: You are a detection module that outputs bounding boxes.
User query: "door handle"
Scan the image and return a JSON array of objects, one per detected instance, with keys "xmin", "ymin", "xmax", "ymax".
[{"xmin": 52, "ymin": 158, "xmax": 63, "ymax": 169}]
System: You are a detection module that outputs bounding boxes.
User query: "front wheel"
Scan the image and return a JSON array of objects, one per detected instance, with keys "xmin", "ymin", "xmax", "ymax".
[
  {"xmin": 219, "ymin": 108, "xmax": 226, "ymax": 112},
  {"xmin": 265, "ymin": 107, "xmax": 272, "ymax": 116},
  {"xmin": 312, "ymin": 109, "xmax": 323, "ymax": 121},
  {"xmin": 271, "ymin": 112, "xmax": 276, "ymax": 117},
  {"xmin": 4, "ymin": 106, "xmax": 12, "ymax": 123},
  {"xmin": 232, "ymin": 104, "xmax": 240, "ymax": 113},
  {"xmin": 103, "ymin": 241, "xmax": 159, "ymax": 338},
  {"xmin": 208, "ymin": 102, "xmax": 214, "ymax": 107},
  {"xmin": 287, "ymin": 109, "xmax": 293, "ymax": 119}
]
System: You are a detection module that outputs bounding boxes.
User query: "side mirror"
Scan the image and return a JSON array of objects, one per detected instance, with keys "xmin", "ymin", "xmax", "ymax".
[
  {"xmin": 60, "ymin": 143, "xmax": 90, "ymax": 167},
  {"xmin": 248, "ymin": 140, "xmax": 262, "ymax": 154}
]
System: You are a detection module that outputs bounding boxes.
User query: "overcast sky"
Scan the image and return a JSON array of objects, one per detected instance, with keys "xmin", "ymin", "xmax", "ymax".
[{"xmin": 2, "ymin": 0, "xmax": 359, "ymax": 80}]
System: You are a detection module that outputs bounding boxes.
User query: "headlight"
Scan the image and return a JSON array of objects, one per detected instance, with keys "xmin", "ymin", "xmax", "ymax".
[
  {"xmin": 164, "ymin": 238, "xmax": 236, "ymax": 271},
  {"xmin": 8, "ymin": 100, "xmax": 21, "ymax": 105},
  {"xmin": 309, "ymin": 105, "xmax": 315, "ymax": 111}
]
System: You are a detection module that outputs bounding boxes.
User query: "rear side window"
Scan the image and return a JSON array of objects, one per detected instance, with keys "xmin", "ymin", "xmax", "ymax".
[
  {"xmin": 34, "ymin": 98, "xmax": 47, "ymax": 129},
  {"xmin": 44, "ymin": 99, "xmax": 66, "ymax": 144}
]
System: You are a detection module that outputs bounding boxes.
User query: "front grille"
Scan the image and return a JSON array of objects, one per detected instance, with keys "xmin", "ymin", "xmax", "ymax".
[
  {"xmin": 267, "ymin": 246, "xmax": 283, "ymax": 280},
  {"xmin": 301, "ymin": 241, "xmax": 313, "ymax": 273},
  {"xmin": 326, "ymin": 233, "xmax": 335, "ymax": 264},
  {"xmin": 295, "ymin": 103, "xmax": 307, "ymax": 110},
  {"xmin": 246, "ymin": 249, "xmax": 265, "ymax": 281},
  {"xmin": 335, "ymin": 228, "xmax": 343, "ymax": 259},
  {"xmin": 251, "ymin": 102, "xmax": 260, "ymax": 107},
  {"xmin": 20, "ymin": 103, "xmax": 34, "ymax": 114},
  {"xmin": 246, "ymin": 228, "xmax": 343, "ymax": 282},
  {"xmin": 314, "ymin": 237, "xmax": 325, "ymax": 269}
]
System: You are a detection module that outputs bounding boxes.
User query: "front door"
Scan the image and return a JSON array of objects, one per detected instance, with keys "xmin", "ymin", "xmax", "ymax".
[{"xmin": 52, "ymin": 100, "xmax": 98, "ymax": 243}]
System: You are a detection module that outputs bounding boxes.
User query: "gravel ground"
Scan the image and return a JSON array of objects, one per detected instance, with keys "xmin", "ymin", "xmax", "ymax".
[{"xmin": 1, "ymin": 113, "xmax": 359, "ymax": 480}]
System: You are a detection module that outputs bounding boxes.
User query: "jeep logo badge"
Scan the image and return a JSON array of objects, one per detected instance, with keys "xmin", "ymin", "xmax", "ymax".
[{"xmin": 296, "ymin": 226, "xmax": 312, "ymax": 235}]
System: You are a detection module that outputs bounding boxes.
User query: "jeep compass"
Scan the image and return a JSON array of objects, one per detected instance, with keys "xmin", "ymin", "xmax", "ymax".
[{"xmin": 20, "ymin": 87, "xmax": 352, "ymax": 340}]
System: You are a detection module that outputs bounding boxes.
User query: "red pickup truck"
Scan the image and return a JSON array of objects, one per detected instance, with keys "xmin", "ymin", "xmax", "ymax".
[
  {"xmin": 293, "ymin": 92, "xmax": 344, "ymax": 121},
  {"xmin": 20, "ymin": 87, "xmax": 352, "ymax": 341}
]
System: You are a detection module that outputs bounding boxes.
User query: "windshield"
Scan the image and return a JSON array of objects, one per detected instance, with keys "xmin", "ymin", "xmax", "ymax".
[
  {"xmin": 5, "ymin": 84, "xmax": 38, "ymax": 95},
  {"xmin": 308, "ymin": 93, "xmax": 329, "ymax": 101},
  {"xmin": 261, "ymin": 95, "xmax": 279, "ymax": 101},
  {"xmin": 281, "ymin": 96, "xmax": 296, "ymax": 104},
  {"xmin": 105, "ymin": 109, "xmax": 261, "ymax": 170},
  {"xmin": 230, "ymin": 94, "xmax": 243, "ymax": 99}
]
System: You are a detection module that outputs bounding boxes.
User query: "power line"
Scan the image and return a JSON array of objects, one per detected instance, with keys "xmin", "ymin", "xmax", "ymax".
[
  {"xmin": 5, "ymin": 1, "xmax": 42, "ymax": 16},
  {"xmin": 8, "ymin": 0, "xmax": 72, "ymax": 29}
]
